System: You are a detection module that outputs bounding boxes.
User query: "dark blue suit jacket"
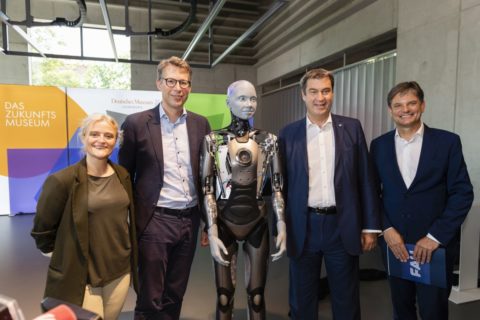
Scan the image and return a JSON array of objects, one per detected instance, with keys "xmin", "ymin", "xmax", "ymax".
[
  {"xmin": 119, "ymin": 106, "xmax": 211, "ymax": 236},
  {"xmin": 370, "ymin": 125, "xmax": 473, "ymax": 247},
  {"xmin": 279, "ymin": 114, "xmax": 381, "ymax": 258}
]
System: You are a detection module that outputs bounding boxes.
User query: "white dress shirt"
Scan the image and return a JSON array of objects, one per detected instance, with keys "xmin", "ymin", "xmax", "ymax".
[
  {"xmin": 306, "ymin": 114, "xmax": 336, "ymax": 208},
  {"xmin": 306, "ymin": 114, "xmax": 380, "ymax": 234},
  {"xmin": 394, "ymin": 123, "xmax": 423, "ymax": 189}
]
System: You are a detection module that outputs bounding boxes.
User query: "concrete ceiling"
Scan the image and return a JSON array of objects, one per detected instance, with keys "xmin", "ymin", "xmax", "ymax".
[{"xmin": 1, "ymin": 0, "xmax": 383, "ymax": 67}]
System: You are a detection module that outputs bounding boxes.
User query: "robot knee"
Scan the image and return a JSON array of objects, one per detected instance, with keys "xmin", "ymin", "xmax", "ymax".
[
  {"xmin": 217, "ymin": 288, "xmax": 234, "ymax": 312},
  {"xmin": 247, "ymin": 287, "xmax": 265, "ymax": 312}
]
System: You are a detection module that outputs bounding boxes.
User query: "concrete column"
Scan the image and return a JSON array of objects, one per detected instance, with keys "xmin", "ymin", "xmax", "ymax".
[
  {"xmin": 449, "ymin": 0, "xmax": 480, "ymax": 303},
  {"xmin": 395, "ymin": 0, "xmax": 461, "ymax": 130},
  {"xmin": 396, "ymin": 0, "xmax": 480, "ymax": 303}
]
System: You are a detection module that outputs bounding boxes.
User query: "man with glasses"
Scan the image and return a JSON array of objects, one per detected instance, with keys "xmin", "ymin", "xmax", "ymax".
[{"xmin": 119, "ymin": 56, "xmax": 211, "ymax": 320}]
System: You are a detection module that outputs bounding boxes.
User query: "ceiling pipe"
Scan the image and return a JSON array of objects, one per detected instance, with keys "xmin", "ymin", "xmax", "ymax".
[
  {"xmin": 6, "ymin": 0, "xmax": 86, "ymax": 27},
  {"xmin": 182, "ymin": 0, "xmax": 227, "ymax": 60},
  {"xmin": 212, "ymin": 0, "xmax": 288, "ymax": 67},
  {"xmin": 0, "ymin": 10, "xmax": 46, "ymax": 57},
  {"xmin": 99, "ymin": 0, "xmax": 118, "ymax": 62}
]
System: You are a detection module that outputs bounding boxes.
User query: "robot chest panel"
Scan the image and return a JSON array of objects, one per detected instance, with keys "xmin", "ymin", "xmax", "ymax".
[{"xmin": 226, "ymin": 138, "xmax": 259, "ymax": 185}]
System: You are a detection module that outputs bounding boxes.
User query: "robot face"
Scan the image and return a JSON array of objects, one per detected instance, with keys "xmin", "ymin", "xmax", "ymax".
[
  {"xmin": 227, "ymin": 81, "xmax": 258, "ymax": 120},
  {"xmin": 236, "ymin": 148, "xmax": 252, "ymax": 166}
]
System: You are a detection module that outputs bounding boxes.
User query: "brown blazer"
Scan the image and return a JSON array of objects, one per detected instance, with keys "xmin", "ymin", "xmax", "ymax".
[{"xmin": 31, "ymin": 158, "xmax": 139, "ymax": 306}]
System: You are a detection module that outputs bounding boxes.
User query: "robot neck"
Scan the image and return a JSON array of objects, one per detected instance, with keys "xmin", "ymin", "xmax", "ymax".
[{"xmin": 229, "ymin": 114, "xmax": 251, "ymax": 137}]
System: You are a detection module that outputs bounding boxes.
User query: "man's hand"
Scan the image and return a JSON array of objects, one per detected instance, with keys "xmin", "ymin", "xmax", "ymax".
[
  {"xmin": 200, "ymin": 230, "xmax": 209, "ymax": 247},
  {"xmin": 413, "ymin": 237, "xmax": 439, "ymax": 264},
  {"xmin": 384, "ymin": 228, "xmax": 409, "ymax": 262},
  {"xmin": 207, "ymin": 225, "xmax": 230, "ymax": 266},
  {"xmin": 271, "ymin": 221, "xmax": 287, "ymax": 262},
  {"xmin": 361, "ymin": 232, "xmax": 377, "ymax": 252}
]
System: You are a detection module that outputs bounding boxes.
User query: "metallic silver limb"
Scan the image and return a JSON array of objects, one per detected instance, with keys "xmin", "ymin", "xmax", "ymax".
[
  {"xmin": 201, "ymin": 133, "xmax": 218, "ymax": 228},
  {"xmin": 270, "ymin": 135, "xmax": 286, "ymax": 224}
]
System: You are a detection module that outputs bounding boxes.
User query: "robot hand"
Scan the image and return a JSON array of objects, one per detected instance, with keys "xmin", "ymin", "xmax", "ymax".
[
  {"xmin": 208, "ymin": 224, "xmax": 230, "ymax": 266},
  {"xmin": 271, "ymin": 220, "xmax": 287, "ymax": 262}
]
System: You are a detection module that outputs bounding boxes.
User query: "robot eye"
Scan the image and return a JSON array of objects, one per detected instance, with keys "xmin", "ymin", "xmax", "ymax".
[{"xmin": 236, "ymin": 149, "xmax": 252, "ymax": 166}]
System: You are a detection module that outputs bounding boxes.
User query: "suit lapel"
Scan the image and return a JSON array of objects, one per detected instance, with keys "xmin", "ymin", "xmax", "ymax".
[
  {"xmin": 385, "ymin": 131, "xmax": 408, "ymax": 190},
  {"xmin": 296, "ymin": 118, "xmax": 309, "ymax": 180},
  {"xmin": 331, "ymin": 114, "xmax": 343, "ymax": 174},
  {"xmin": 186, "ymin": 112, "xmax": 199, "ymax": 179},
  {"xmin": 146, "ymin": 106, "xmax": 164, "ymax": 178}
]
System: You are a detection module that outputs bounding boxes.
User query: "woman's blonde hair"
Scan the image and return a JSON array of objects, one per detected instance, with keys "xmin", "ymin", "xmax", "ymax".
[{"xmin": 79, "ymin": 113, "xmax": 123, "ymax": 148}]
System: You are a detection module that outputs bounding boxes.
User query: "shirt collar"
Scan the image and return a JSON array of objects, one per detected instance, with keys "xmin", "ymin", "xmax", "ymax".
[
  {"xmin": 306, "ymin": 113, "xmax": 333, "ymax": 130},
  {"xmin": 395, "ymin": 122, "xmax": 424, "ymax": 142},
  {"xmin": 159, "ymin": 102, "xmax": 187, "ymax": 123}
]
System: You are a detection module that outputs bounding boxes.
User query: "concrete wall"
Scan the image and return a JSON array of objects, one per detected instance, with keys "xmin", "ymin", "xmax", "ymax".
[
  {"xmin": 456, "ymin": 0, "xmax": 480, "ymax": 203},
  {"xmin": 256, "ymin": 0, "xmax": 398, "ymax": 85},
  {"xmin": 0, "ymin": 43, "xmax": 30, "ymax": 85},
  {"xmin": 396, "ymin": 0, "xmax": 480, "ymax": 203},
  {"xmin": 130, "ymin": 61, "xmax": 256, "ymax": 94}
]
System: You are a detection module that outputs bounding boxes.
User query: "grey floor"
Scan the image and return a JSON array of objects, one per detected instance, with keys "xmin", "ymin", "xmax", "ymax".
[{"xmin": 1, "ymin": 215, "xmax": 479, "ymax": 319}]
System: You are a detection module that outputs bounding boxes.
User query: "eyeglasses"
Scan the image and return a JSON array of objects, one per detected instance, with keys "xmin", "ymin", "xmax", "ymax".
[{"xmin": 160, "ymin": 78, "xmax": 191, "ymax": 89}]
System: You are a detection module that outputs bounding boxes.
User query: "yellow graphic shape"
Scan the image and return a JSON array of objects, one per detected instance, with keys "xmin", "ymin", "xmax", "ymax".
[{"xmin": 0, "ymin": 85, "xmax": 68, "ymax": 176}]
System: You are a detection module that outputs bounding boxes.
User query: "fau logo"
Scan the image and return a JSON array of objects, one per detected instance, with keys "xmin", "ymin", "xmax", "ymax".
[{"xmin": 408, "ymin": 250, "xmax": 421, "ymax": 278}]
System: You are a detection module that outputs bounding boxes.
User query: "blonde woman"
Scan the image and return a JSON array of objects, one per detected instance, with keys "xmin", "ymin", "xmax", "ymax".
[{"xmin": 31, "ymin": 113, "xmax": 138, "ymax": 320}]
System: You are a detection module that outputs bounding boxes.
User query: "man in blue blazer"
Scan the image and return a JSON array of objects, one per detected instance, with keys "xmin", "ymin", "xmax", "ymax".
[
  {"xmin": 370, "ymin": 81, "xmax": 473, "ymax": 320},
  {"xmin": 279, "ymin": 68, "xmax": 381, "ymax": 320},
  {"xmin": 119, "ymin": 56, "xmax": 211, "ymax": 320}
]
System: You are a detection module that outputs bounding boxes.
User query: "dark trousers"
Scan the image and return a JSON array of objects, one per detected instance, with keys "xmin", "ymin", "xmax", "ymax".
[
  {"xmin": 289, "ymin": 213, "xmax": 360, "ymax": 320},
  {"xmin": 380, "ymin": 239, "xmax": 456, "ymax": 320},
  {"xmin": 134, "ymin": 208, "xmax": 199, "ymax": 320},
  {"xmin": 388, "ymin": 276, "xmax": 450, "ymax": 320}
]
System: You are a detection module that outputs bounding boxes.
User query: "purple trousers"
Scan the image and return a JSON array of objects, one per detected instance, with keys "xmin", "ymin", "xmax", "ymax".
[{"xmin": 134, "ymin": 207, "xmax": 200, "ymax": 320}]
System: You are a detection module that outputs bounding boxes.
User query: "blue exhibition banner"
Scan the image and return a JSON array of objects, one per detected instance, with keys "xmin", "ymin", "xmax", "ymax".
[{"xmin": 387, "ymin": 243, "xmax": 446, "ymax": 288}]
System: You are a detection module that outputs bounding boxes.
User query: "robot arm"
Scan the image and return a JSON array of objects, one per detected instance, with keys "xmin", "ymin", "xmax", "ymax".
[
  {"xmin": 270, "ymin": 137, "xmax": 287, "ymax": 261},
  {"xmin": 201, "ymin": 134, "xmax": 218, "ymax": 228},
  {"xmin": 201, "ymin": 134, "xmax": 230, "ymax": 266}
]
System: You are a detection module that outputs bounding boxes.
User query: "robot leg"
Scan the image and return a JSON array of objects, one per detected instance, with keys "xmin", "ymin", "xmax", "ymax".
[
  {"xmin": 214, "ymin": 225, "xmax": 238, "ymax": 320},
  {"xmin": 243, "ymin": 221, "xmax": 269, "ymax": 320}
]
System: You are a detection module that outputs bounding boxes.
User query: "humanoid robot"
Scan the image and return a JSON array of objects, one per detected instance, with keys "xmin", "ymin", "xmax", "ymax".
[{"xmin": 201, "ymin": 80, "xmax": 286, "ymax": 320}]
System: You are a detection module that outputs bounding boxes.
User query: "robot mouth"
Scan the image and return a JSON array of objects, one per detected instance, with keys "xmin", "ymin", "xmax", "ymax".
[{"xmin": 241, "ymin": 108, "xmax": 255, "ymax": 115}]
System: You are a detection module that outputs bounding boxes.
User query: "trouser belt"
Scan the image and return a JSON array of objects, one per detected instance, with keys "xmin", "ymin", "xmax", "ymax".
[
  {"xmin": 155, "ymin": 206, "xmax": 195, "ymax": 218},
  {"xmin": 308, "ymin": 206, "xmax": 337, "ymax": 215}
]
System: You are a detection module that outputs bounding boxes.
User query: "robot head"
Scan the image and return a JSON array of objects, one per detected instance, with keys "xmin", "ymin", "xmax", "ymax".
[{"xmin": 226, "ymin": 80, "xmax": 257, "ymax": 120}]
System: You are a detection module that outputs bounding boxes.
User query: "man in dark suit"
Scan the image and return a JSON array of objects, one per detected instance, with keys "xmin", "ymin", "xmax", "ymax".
[
  {"xmin": 279, "ymin": 68, "xmax": 381, "ymax": 320},
  {"xmin": 119, "ymin": 56, "xmax": 211, "ymax": 320},
  {"xmin": 370, "ymin": 81, "xmax": 473, "ymax": 320}
]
